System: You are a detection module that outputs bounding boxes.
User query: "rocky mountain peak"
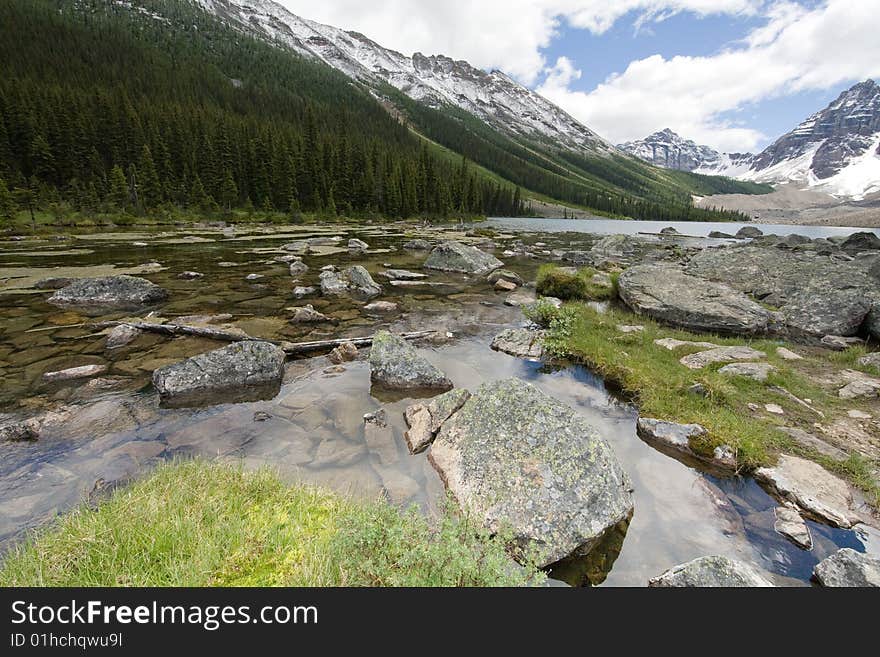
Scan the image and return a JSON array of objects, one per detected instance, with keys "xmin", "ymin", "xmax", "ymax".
[{"xmin": 617, "ymin": 129, "xmax": 724, "ymax": 172}]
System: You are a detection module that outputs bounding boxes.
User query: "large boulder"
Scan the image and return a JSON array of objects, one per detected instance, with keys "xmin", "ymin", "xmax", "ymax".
[
  {"xmin": 812, "ymin": 548, "xmax": 880, "ymax": 587},
  {"xmin": 686, "ymin": 245, "xmax": 880, "ymax": 339},
  {"xmin": 48, "ymin": 276, "xmax": 167, "ymax": 311},
  {"xmin": 369, "ymin": 331, "xmax": 453, "ymax": 391},
  {"xmin": 648, "ymin": 556, "xmax": 773, "ymax": 587},
  {"xmin": 618, "ymin": 264, "xmax": 771, "ymax": 335},
  {"xmin": 429, "ymin": 378, "xmax": 634, "ymax": 567},
  {"xmin": 840, "ymin": 231, "xmax": 880, "ymax": 255},
  {"xmin": 319, "ymin": 266, "xmax": 381, "ymax": 299},
  {"xmin": 423, "ymin": 241, "xmax": 503, "ymax": 275},
  {"xmin": 152, "ymin": 341, "xmax": 285, "ymax": 407}
]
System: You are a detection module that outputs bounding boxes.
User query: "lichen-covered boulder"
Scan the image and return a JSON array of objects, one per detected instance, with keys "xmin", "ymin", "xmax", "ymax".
[
  {"xmin": 423, "ymin": 241, "xmax": 503, "ymax": 275},
  {"xmin": 152, "ymin": 341, "xmax": 285, "ymax": 407},
  {"xmin": 49, "ymin": 276, "xmax": 167, "ymax": 311},
  {"xmin": 429, "ymin": 378, "xmax": 634, "ymax": 567},
  {"xmin": 649, "ymin": 556, "xmax": 774, "ymax": 587},
  {"xmin": 618, "ymin": 264, "xmax": 771, "ymax": 335},
  {"xmin": 369, "ymin": 331, "xmax": 452, "ymax": 391},
  {"xmin": 813, "ymin": 548, "xmax": 880, "ymax": 587}
]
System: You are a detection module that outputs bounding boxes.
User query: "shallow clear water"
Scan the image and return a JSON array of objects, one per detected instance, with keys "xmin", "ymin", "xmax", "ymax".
[{"xmin": 1, "ymin": 221, "xmax": 877, "ymax": 586}]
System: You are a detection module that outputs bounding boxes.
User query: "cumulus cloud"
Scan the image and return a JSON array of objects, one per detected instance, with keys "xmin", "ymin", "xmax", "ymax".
[
  {"xmin": 277, "ymin": 0, "xmax": 759, "ymax": 84},
  {"xmin": 537, "ymin": 0, "xmax": 880, "ymax": 151}
]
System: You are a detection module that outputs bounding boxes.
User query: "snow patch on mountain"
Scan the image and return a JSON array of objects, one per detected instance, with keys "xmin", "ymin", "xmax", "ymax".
[{"xmin": 193, "ymin": 0, "xmax": 611, "ymax": 154}]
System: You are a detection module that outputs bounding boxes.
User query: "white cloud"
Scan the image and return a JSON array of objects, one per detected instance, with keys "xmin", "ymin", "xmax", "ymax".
[
  {"xmin": 537, "ymin": 0, "xmax": 880, "ymax": 151},
  {"xmin": 276, "ymin": 0, "xmax": 760, "ymax": 84}
]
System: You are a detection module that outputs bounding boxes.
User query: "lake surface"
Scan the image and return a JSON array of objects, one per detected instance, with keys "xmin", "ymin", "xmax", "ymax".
[
  {"xmin": 489, "ymin": 216, "xmax": 880, "ymax": 239},
  {"xmin": 1, "ymin": 220, "xmax": 877, "ymax": 586}
]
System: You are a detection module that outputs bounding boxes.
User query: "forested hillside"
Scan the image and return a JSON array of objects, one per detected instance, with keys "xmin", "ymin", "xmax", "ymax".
[
  {"xmin": 0, "ymin": 0, "xmax": 525, "ymax": 223},
  {"xmin": 0, "ymin": 0, "xmax": 761, "ymax": 224}
]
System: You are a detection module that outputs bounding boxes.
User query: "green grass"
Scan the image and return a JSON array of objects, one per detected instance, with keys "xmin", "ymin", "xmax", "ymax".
[
  {"xmin": 537, "ymin": 302, "xmax": 880, "ymax": 505},
  {"xmin": 535, "ymin": 264, "xmax": 617, "ymax": 301},
  {"xmin": 0, "ymin": 460, "xmax": 542, "ymax": 587}
]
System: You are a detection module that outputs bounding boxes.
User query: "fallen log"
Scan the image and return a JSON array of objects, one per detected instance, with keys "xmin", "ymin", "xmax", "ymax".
[{"xmin": 91, "ymin": 320, "xmax": 437, "ymax": 355}]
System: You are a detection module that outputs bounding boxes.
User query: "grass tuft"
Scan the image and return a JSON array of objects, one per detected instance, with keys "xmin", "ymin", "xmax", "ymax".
[{"xmin": 535, "ymin": 264, "xmax": 616, "ymax": 301}]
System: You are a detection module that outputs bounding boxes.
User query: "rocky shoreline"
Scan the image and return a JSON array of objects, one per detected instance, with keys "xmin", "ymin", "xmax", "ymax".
[{"xmin": 1, "ymin": 221, "xmax": 879, "ymax": 586}]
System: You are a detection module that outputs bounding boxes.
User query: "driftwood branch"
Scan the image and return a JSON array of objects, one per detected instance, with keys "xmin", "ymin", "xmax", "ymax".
[{"xmin": 91, "ymin": 320, "xmax": 437, "ymax": 356}]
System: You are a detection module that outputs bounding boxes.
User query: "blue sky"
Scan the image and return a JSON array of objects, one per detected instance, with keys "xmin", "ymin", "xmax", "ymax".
[{"xmin": 283, "ymin": 0, "xmax": 880, "ymax": 152}]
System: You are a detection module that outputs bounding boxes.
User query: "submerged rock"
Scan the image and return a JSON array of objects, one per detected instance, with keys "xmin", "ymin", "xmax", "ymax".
[
  {"xmin": 813, "ymin": 548, "xmax": 880, "ymax": 587},
  {"xmin": 288, "ymin": 261, "xmax": 309, "ymax": 277},
  {"xmin": 619, "ymin": 264, "xmax": 771, "ymax": 335},
  {"xmin": 328, "ymin": 341, "xmax": 358, "ymax": 364},
  {"xmin": 292, "ymin": 286, "xmax": 316, "ymax": 299},
  {"xmin": 369, "ymin": 331, "xmax": 452, "ymax": 391},
  {"xmin": 429, "ymin": 378, "xmax": 634, "ymax": 568},
  {"xmin": 648, "ymin": 556, "xmax": 773, "ymax": 587},
  {"xmin": 423, "ymin": 241, "xmax": 503, "ymax": 275},
  {"xmin": 320, "ymin": 266, "xmax": 381, "ymax": 299},
  {"xmin": 754, "ymin": 454, "xmax": 861, "ymax": 528},
  {"xmin": 363, "ymin": 300, "xmax": 398, "ymax": 314},
  {"xmin": 152, "ymin": 341, "xmax": 285, "ymax": 407},
  {"xmin": 176, "ymin": 271, "xmax": 203, "ymax": 280},
  {"xmin": 380, "ymin": 269, "xmax": 426, "ymax": 280},
  {"xmin": 404, "ymin": 388, "xmax": 471, "ymax": 453},
  {"xmin": 403, "ymin": 239, "xmax": 432, "ymax": 251},
  {"xmin": 0, "ymin": 420, "xmax": 39, "ymax": 442},
  {"xmin": 487, "ymin": 269, "xmax": 524, "ymax": 286},
  {"xmin": 288, "ymin": 304, "xmax": 332, "ymax": 324},
  {"xmin": 490, "ymin": 328, "xmax": 546, "ymax": 361},
  {"xmin": 48, "ymin": 276, "xmax": 168, "ymax": 311},
  {"xmin": 105, "ymin": 324, "xmax": 141, "ymax": 350},
  {"xmin": 42, "ymin": 364, "xmax": 108, "ymax": 382}
]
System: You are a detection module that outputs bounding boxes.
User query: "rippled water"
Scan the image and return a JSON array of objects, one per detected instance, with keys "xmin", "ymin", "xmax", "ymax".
[{"xmin": 1, "ymin": 221, "xmax": 876, "ymax": 586}]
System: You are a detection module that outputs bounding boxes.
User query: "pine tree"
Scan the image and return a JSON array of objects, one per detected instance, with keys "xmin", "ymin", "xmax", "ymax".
[
  {"xmin": 138, "ymin": 144, "xmax": 162, "ymax": 209},
  {"xmin": 188, "ymin": 174, "xmax": 214, "ymax": 212},
  {"xmin": 0, "ymin": 177, "xmax": 15, "ymax": 223},
  {"xmin": 108, "ymin": 165, "xmax": 129, "ymax": 210},
  {"xmin": 219, "ymin": 169, "xmax": 238, "ymax": 210}
]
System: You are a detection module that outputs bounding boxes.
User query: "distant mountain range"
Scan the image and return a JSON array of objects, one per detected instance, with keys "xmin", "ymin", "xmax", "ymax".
[{"xmin": 618, "ymin": 80, "xmax": 880, "ymax": 200}]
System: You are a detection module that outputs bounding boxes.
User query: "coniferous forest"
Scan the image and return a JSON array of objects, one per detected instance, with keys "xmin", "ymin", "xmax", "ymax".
[
  {"xmin": 0, "ymin": 0, "xmax": 528, "ymax": 225},
  {"xmin": 0, "ymin": 0, "xmax": 758, "ymax": 225}
]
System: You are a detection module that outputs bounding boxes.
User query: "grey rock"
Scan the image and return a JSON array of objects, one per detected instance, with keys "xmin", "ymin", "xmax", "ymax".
[
  {"xmin": 822, "ymin": 335, "xmax": 863, "ymax": 351},
  {"xmin": 292, "ymin": 286, "xmax": 316, "ymax": 299},
  {"xmin": 649, "ymin": 556, "xmax": 773, "ymax": 587},
  {"xmin": 404, "ymin": 388, "xmax": 471, "ymax": 453},
  {"xmin": 369, "ymin": 331, "xmax": 452, "ymax": 391},
  {"xmin": 774, "ymin": 505, "xmax": 813, "ymax": 550},
  {"xmin": 319, "ymin": 269, "xmax": 348, "ymax": 297},
  {"xmin": 708, "ymin": 231, "xmax": 734, "ymax": 239},
  {"xmin": 363, "ymin": 300, "xmax": 398, "ymax": 313},
  {"xmin": 636, "ymin": 418, "xmax": 736, "ymax": 469},
  {"xmin": 813, "ymin": 548, "xmax": 880, "ymax": 587},
  {"xmin": 680, "ymin": 346, "xmax": 766, "ymax": 370},
  {"xmin": 283, "ymin": 240, "xmax": 309, "ymax": 254},
  {"xmin": 288, "ymin": 304, "xmax": 331, "ymax": 324},
  {"xmin": 34, "ymin": 276, "xmax": 74, "ymax": 289},
  {"xmin": 735, "ymin": 226, "xmax": 764, "ymax": 238},
  {"xmin": 839, "ymin": 373, "xmax": 880, "ymax": 400},
  {"xmin": 245, "ymin": 273, "xmax": 264, "ymax": 281},
  {"xmin": 777, "ymin": 427, "xmax": 848, "ymax": 461},
  {"xmin": 490, "ymin": 328, "xmax": 545, "ymax": 360},
  {"xmin": 487, "ymin": 269, "xmax": 524, "ymax": 286},
  {"xmin": 423, "ymin": 241, "xmax": 503, "ymax": 275},
  {"xmin": 105, "ymin": 324, "xmax": 141, "ymax": 350},
  {"xmin": 840, "ymin": 232, "xmax": 880, "ymax": 255},
  {"xmin": 152, "ymin": 341, "xmax": 285, "ymax": 407},
  {"xmin": 48, "ymin": 276, "xmax": 168, "ymax": 311},
  {"xmin": 619, "ymin": 264, "xmax": 770, "ymax": 334},
  {"xmin": 42, "ymin": 364, "xmax": 108, "ymax": 382},
  {"xmin": 0, "ymin": 420, "xmax": 39, "ymax": 442},
  {"xmin": 776, "ymin": 347, "xmax": 803, "ymax": 360},
  {"xmin": 504, "ymin": 290, "xmax": 537, "ymax": 307},
  {"xmin": 177, "ymin": 271, "xmax": 203, "ymax": 280},
  {"xmin": 328, "ymin": 341, "xmax": 358, "ymax": 364},
  {"xmin": 348, "ymin": 238, "xmax": 369, "ymax": 252},
  {"xmin": 754, "ymin": 454, "xmax": 861, "ymax": 528},
  {"xmin": 654, "ymin": 337, "xmax": 719, "ymax": 351},
  {"xmin": 344, "ymin": 266, "xmax": 382, "ymax": 299},
  {"xmin": 429, "ymin": 378, "xmax": 634, "ymax": 567},
  {"xmin": 380, "ymin": 269, "xmax": 426, "ymax": 280},
  {"xmin": 402, "ymin": 239, "xmax": 432, "ymax": 251},
  {"xmin": 718, "ymin": 362, "xmax": 776, "ymax": 382},
  {"xmin": 858, "ymin": 352, "xmax": 880, "ymax": 371},
  {"xmin": 288, "ymin": 261, "xmax": 309, "ymax": 277}
]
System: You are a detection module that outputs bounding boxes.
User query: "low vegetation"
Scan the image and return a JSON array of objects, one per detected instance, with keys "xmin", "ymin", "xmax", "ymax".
[
  {"xmin": 533, "ymin": 302, "xmax": 879, "ymax": 505},
  {"xmin": 535, "ymin": 263, "xmax": 618, "ymax": 301},
  {"xmin": 0, "ymin": 460, "xmax": 542, "ymax": 587}
]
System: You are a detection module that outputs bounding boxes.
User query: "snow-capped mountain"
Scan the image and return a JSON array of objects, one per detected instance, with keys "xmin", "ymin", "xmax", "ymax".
[
  {"xmin": 617, "ymin": 129, "xmax": 733, "ymax": 172},
  {"xmin": 194, "ymin": 0, "xmax": 610, "ymax": 154},
  {"xmin": 735, "ymin": 79, "xmax": 880, "ymax": 199}
]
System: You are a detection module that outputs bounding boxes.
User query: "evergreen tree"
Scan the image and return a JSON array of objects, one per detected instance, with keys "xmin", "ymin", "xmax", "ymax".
[
  {"xmin": 138, "ymin": 144, "xmax": 162, "ymax": 209},
  {"xmin": 0, "ymin": 177, "xmax": 15, "ymax": 223},
  {"xmin": 219, "ymin": 168, "xmax": 238, "ymax": 210},
  {"xmin": 108, "ymin": 165, "xmax": 129, "ymax": 210}
]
